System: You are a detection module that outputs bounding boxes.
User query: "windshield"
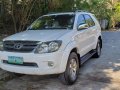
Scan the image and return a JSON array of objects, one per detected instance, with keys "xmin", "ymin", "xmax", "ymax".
[{"xmin": 28, "ymin": 14, "xmax": 75, "ymax": 30}]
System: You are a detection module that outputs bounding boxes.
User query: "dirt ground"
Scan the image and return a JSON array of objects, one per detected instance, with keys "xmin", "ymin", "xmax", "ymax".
[{"xmin": 1, "ymin": 31, "xmax": 120, "ymax": 90}]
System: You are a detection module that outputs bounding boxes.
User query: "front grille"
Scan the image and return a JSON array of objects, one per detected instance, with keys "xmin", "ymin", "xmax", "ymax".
[
  {"xmin": 3, "ymin": 41, "xmax": 39, "ymax": 52},
  {"xmin": 3, "ymin": 60, "xmax": 38, "ymax": 67}
]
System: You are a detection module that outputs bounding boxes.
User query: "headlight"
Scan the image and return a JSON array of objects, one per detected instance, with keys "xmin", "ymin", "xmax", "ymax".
[
  {"xmin": 0, "ymin": 41, "xmax": 3, "ymax": 51},
  {"xmin": 35, "ymin": 40, "xmax": 62, "ymax": 54}
]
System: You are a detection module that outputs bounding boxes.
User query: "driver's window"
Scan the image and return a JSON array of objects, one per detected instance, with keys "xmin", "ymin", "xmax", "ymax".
[{"xmin": 77, "ymin": 15, "xmax": 85, "ymax": 26}]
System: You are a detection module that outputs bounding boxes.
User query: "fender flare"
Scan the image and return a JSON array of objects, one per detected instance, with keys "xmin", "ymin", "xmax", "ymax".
[{"xmin": 59, "ymin": 41, "xmax": 78, "ymax": 73}]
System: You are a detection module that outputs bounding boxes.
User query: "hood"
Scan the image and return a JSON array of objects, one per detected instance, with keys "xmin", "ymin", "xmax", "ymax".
[{"xmin": 4, "ymin": 30, "xmax": 71, "ymax": 41}]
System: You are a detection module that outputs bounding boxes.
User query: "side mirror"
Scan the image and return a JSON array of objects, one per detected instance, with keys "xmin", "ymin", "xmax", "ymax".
[{"xmin": 77, "ymin": 24, "xmax": 89, "ymax": 30}]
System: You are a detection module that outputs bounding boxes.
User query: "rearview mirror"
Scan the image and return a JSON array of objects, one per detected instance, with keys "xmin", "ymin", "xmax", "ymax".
[{"xmin": 77, "ymin": 24, "xmax": 89, "ymax": 30}]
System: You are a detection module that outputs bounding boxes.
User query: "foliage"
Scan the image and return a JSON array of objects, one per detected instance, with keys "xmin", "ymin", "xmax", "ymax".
[
  {"xmin": 0, "ymin": 0, "xmax": 120, "ymax": 34},
  {"xmin": 111, "ymin": 2, "xmax": 120, "ymax": 27},
  {"xmin": 77, "ymin": 0, "xmax": 112, "ymax": 19}
]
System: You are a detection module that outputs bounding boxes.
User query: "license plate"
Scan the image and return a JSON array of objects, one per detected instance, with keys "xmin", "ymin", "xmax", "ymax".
[{"xmin": 8, "ymin": 56, "xmax": 23, "ymax": 64}]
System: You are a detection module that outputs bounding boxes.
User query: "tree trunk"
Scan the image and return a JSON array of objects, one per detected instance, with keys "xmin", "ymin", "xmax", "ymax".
[{"xmin": 11, "ymin": 2, "xmax": 17, "ymax": 33}]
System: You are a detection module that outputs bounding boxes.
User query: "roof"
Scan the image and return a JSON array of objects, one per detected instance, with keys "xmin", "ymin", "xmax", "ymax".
[{"xmin": 44, "ymin": 10, "xmax": 91, "ymax": 16}]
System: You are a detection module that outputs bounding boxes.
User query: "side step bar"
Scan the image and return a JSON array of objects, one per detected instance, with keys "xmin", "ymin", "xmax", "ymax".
[{"xmin": 80, "ymin": 50, "xmax": 96, "ymax": 64}]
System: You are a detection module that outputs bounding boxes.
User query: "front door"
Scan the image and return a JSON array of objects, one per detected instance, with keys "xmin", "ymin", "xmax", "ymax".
[{"xmin": 75, "ymin": 14, "xmax": 90, "ymax": 57}]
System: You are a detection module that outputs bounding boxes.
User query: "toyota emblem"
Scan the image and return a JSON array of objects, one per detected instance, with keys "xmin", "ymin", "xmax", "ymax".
[{"xmin": 14, "ymin": 43, "xmax": 23, "ymax": 49}]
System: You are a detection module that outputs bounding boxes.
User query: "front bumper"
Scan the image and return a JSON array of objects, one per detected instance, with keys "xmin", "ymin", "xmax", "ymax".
[{"xmin": 0, "ymin": 51, "xmax": 63, "ymax": 75}]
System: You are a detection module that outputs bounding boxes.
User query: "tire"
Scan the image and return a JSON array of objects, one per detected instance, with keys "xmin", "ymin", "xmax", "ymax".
[
  {"xmin": 14, "ymin": 73, "xmax": 24, "ymax": 77},
  {"xmin": 93, "ymin": 40, "xmax": 101, "ymax": 58},
  {"xmin": 59, "ymin": 52, "xmax": 79, "ymax": 85}
]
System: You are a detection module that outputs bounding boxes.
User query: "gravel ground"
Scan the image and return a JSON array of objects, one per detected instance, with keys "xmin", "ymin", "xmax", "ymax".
[{"xmin": 1, "ymin": 31, "xmax": 120, "ymax": 90}]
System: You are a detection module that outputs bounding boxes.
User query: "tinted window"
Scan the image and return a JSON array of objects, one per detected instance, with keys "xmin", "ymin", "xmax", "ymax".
[
  {"xmin": 28, "ymin": 14, "xmax": 75, "ymax": 30},
  {"xmin": 77, "ymin": 15, "xmax": 85, "ymax": 26},
  {"xmin": 84, "ymin": 14, "xmax": 95, "ymax": 27}
]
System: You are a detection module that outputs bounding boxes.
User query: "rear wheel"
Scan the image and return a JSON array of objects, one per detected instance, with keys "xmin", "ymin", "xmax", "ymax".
[
  {"xmin": 59, "ymin": 52, "xmax": 79, "ymax": 85},
  {"xmin": 93, "ymin": 40, "xmax": 101, "ymax": 58}
]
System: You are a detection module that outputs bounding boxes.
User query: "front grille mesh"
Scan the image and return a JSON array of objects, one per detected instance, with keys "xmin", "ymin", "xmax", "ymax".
[{"xmin": 3, "ymin": 41, "xmax": 39, "ymax": 52}]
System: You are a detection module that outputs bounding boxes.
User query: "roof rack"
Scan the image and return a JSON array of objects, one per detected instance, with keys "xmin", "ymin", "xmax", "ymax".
[
  {"xmin": 75, "ymin": 10, "xmax": 89, "ymax": 13},
  {"xmin": 46, "ymin": 10, "xmax": 89, "ymax": 15},
  {"xmin": 47, "ymin": 12, "xmax": 57, "ymax": 14}
]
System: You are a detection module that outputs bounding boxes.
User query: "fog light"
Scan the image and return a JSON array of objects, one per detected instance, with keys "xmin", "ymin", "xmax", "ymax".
[{"xmin": 48, "ymin": 61, "xmax": 54, "ymax": 67}]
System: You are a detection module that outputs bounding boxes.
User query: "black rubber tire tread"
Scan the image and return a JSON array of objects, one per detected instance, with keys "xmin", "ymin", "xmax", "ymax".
[
  {"xmin": 14, "ymin": 73, "xmax": 24, "ymax": 77},
  {"xmin": 93, "ymin": 40, "xmax": 101, "ymax": 58},
  {"xmin": 59, "ymin": 52, "xmax": 79, "ymax": 85}
]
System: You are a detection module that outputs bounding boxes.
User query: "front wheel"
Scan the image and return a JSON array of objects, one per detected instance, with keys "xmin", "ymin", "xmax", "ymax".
[
  {"xmin": 13, "ymin": 73, "xmax": 24, "ymax": 77},
  {"xmin": 59, "ymin": 52, "xmax": 79, "ymax": 85}
]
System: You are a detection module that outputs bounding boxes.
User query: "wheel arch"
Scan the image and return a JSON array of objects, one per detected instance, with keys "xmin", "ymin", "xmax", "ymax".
[
  {"xmin": 98, "ymin": 36, "xmax": 102, "ymax": 48},
  {"xmin": 59, "ymin": 43, "xmax": 81, "ymax": 73},
  {"xmin": 70, "ymin": 48, "xmax": 81, "ymax": 67}
]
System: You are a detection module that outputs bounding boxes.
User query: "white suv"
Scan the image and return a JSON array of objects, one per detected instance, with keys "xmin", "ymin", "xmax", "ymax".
[{"xmin": 0, "ymin": 11, "xmax": 102, "ymax": 85}]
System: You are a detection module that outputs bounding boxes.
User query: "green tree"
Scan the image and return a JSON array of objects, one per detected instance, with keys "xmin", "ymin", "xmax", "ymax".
[
  {"xmin": 0, "ymin": 0, "xmax": 11, "ymax": 34},
  {"xmin": 111, "ymin": 2, "xmax": 120, "ymax": 28},
  {"xmin": 76, "ymin": 0, "xmax": 112, "ymax": 19},
  {"xmin": 0, "ymin": 0, "xmax": 120, "ymax": 34}
]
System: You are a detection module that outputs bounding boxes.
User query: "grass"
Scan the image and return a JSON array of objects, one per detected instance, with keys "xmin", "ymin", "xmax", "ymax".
[{"xmin": 0, "ymin": 81, "xmax": 5, "ymax": 90}]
